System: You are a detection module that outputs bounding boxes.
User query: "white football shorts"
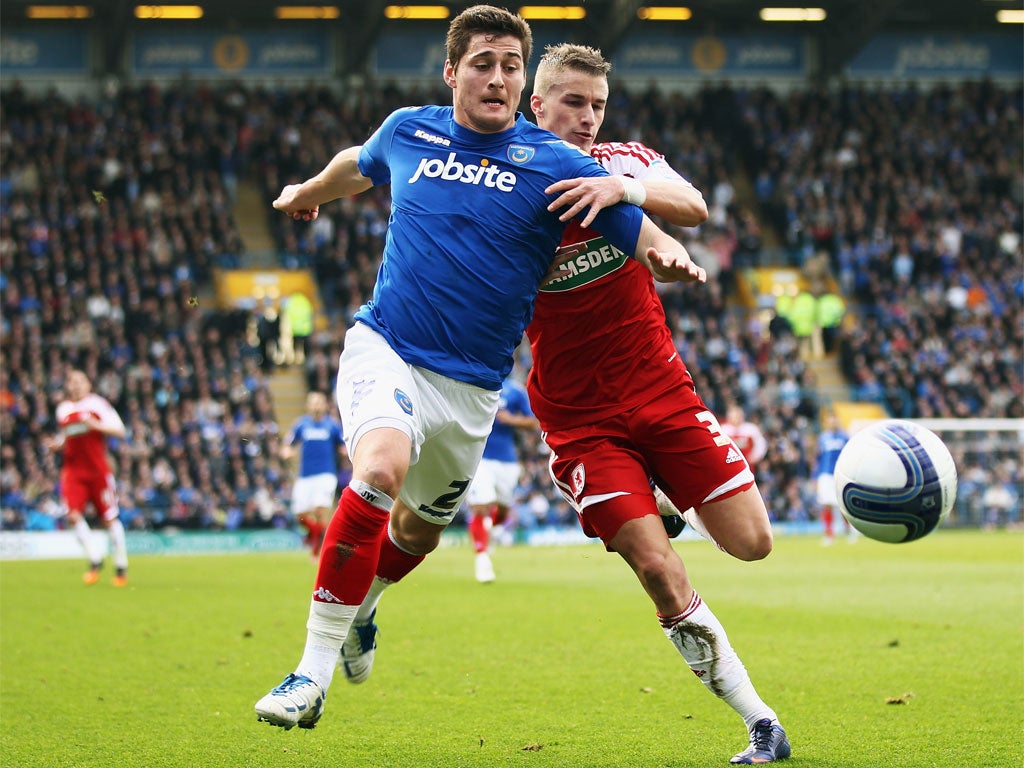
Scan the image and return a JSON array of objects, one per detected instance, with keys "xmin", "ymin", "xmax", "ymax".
[
  {"xmin": 336, "ymin": 322, "xmax": 500, "ymax": 525},
  {"xmin": 816, "ymin": 473, "xmax": 839, "ymax": 506},
  {"xmin": 467, "ymin": 458, "xmax": 522, "ymax": 508},
  {"xmin": 291, "ymin": 473, "xmax": 339, "ymax": 515}
]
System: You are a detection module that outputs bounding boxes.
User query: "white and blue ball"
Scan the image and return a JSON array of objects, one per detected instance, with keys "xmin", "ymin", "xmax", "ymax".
[{"xmin": 834, "ymin": 420, "xmax": 958, "ymax": 543}]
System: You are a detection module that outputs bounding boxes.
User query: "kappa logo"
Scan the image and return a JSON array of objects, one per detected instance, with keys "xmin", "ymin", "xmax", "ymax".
[
  {"xmin": 408, "ymin": 151, "xmax": 519, "ymax": 192},
  {"xmin": 725, "ymin": 446, "xmax": 744, "ymax": 464},
  {"xmin": 313, "ymin": 587, "xmax": 341, "ymax": 603},
  {"xmin": 414, "ymin": 128, "xmax": 451, "ymax": 147}
]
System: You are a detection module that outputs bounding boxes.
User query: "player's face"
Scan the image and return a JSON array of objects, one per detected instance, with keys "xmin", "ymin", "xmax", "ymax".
[
  {"xmin": 531, "ymin": 71, "xmax": 608, "ymax": 154},
  {"xmin": 307, "ymin": 392, "xmax": 327, "ymax": 418},
  {"xmin": 445, "ymin": 34, "xmax": 526, "ymax": 134},
  {"xmin": 66, "ymin": 371, "xmax": 90, "ymax": 401}
]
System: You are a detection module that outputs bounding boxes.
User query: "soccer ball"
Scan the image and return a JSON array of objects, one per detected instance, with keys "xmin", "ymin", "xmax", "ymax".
[{"xmin": 834, "ymin": 420, "xmax": 958, "ymax": 543}]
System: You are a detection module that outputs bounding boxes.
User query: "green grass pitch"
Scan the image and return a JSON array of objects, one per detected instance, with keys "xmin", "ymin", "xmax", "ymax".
[{"xmin": 2, "ymin": 530, "xmax": 1021, "ymax": 767}]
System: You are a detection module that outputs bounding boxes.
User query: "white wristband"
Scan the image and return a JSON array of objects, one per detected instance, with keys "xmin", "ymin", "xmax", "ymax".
[{"xmin": 619, "ymin": 176, "xmax": 647, "ymax": 207}]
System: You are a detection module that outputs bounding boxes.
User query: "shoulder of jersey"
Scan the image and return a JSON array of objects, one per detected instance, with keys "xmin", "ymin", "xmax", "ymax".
[
  {"xmin": 537, "ymin": 135, "xmax": 590, "ymax": 157},
  {"xmin": 591, "ymin": 141, "xmax": 662, "ymax": 165}
]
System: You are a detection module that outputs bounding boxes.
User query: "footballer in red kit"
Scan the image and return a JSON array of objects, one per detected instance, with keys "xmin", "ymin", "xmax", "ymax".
[
  {"xmin": 721, "ymin": 403, "xmax": 769, "ymax": 472},
  {"xmin": 528, "ymin": 146, "xmax": 755, "ymax": 544},
  {"xmin": 523, "ymin": 44, "xmax": 791, "ymax": 765},
  {"xmin": 48, "ymin": 370, "xmax": 130, "ymax": 586}
]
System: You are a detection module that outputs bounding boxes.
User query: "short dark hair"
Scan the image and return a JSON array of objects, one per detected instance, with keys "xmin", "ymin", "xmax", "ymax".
[{"xmin": 446, "ymin": 5, "xmax": 533, "ymax": 70}]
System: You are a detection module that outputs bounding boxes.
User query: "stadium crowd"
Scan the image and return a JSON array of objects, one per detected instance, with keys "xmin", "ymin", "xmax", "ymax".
[
  {"xmin": 1, "ymin": 77, "xmax": 1020, "ymax": 534},
  {"xmin": 0, "ymin": 81, "xmax": 290, "ymax": 532}
]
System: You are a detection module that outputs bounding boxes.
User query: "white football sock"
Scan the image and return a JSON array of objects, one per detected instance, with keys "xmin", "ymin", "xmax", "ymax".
[
  {"xmin": 354, "ymin": 576, "xmax": 389, "ymax": 624},
  {"xmin": 662, "ymin": 591, "xmax": 778, "ymax": 730},
  {"xmin": 298, "ymin": 600, "xmax": 358, "ymax": 690},
  {"xmin": 107, "ymin": 518, "xmax": 128, "ymax": 570},
  {"xmin": 72, "ymin": 517, "xmax": 102, "ymax": 564}
]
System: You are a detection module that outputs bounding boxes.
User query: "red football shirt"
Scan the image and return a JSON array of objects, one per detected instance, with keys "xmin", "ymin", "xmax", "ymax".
[
  {"xmin": 56, "ymin": 393, "xmax": 123, "ymax": 478},
  {"xmin": 526, "ymin": 141, "xmax": 697, "ymax": 430}
]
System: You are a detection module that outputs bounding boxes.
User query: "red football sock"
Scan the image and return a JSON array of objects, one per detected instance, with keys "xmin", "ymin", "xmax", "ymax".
[
  {"xmin": 314, "ymin": 486, "xmax": 390, "ymax": 605},
  {"xmin": 376, "ymin": 530, "xmax": 426, "ymax": 583},
  {"xmin": 468, "ymin": 513, "xmax": 489, "ymax": 553},
  {"xmin": 308, "ymin": 521, "xmax": 325, "ymax": 556},
  {"xmin": 822, "ymin": 506, "xmax": 834, "ymax": 537}
]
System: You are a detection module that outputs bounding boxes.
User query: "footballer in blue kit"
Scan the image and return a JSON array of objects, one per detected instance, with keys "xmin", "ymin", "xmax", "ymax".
[
  {"xmin": 815, "ymin": 411, "xmax": 855, "ymax": 544},
  {"xmin": 466, "ymin": 375, "xmax": 538, "ymax": 582},
  {"xmin": 281, "ymin": 392, "xmax": 345, "ymax": 557},
  {"xmin": 355, "ymin": 104, "xmax": 645, "ymax": 390},
  {"xmin": 256, "ymin": 4, "xmax": 707, "ymax": 733}
]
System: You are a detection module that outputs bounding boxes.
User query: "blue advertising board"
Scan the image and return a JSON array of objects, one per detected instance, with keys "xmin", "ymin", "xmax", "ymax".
[
  {"xmin": 132, "ymin": 29, "xmax": 332, "ymax": 76},
  {"xmin": 847, "ymin": 33, "xmax": 1023, "ymax": 78},
  {"xmin": 614, "ymin": 32, "xmax": 806, "ymax": 76},
  {"xmin": 0, "ymin": 28, "xmax": 90, "ymax": 75},
  {"xmin": 373, "ymin": 28, "xmax": 805, "ymax": 78}
]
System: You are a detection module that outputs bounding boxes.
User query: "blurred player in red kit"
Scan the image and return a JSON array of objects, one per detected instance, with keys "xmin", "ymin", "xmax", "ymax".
[
  {"xmin": 45, "ymin": 369, "xmax": 130, "ymax": 586},
  {"xmin": 721, "ymin": 403, "xmax": 768, "ymax": 473}
]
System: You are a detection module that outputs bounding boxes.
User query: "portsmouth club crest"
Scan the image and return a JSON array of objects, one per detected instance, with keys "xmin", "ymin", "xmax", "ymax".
[
  {"xmin": 507, "ymin": 144, "xmax": 535, "ymax": 164},
  {"xmin": 394, "ymin": 388, "xmax": 413, "ymax": 415},
  {"xmin": 570, "ymin": 462, "xmax": 586, "ymax": 500}
]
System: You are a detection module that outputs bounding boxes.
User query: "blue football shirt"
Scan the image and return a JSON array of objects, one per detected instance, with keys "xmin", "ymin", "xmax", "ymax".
[
  {"xmin": 481, "ymin": 377, "xmax": 534, "ymax": 463},
  {"xmin": 815, "ymin": 429, "xmax": 849, "ymax": 476},
  {"xmin": 287, "ymin": 415, "xmax": 345, "ymax": 478},
  {"xmin": 355, "ymin": 106, "xmax": 644, "ymax": 390}
]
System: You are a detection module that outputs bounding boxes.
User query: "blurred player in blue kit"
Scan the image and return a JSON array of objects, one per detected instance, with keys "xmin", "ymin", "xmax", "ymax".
[
  {"xmin": 280, "ymin": 391, "xmax": 345, "ymax": 558},
  {"xmin": 815, "ymin": 410, "xmax": 855, "ymax": 545},
  {"xmin": 465, "ymin": 372, "xmax": 538, "ymax": 582},
  {"xmin": 255, "ymin": 4, "xmax": 706, "ymax": 730}
]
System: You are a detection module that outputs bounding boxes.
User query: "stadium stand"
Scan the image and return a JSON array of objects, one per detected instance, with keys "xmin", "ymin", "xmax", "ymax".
[{"xmin": 1, "ymin": 74, "xmax": 1020, "ymax": 533}]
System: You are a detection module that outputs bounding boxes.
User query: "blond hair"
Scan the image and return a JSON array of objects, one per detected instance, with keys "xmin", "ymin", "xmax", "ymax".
[{"xmin": 533, "ymin": 43, "xmax": 611, "ymax": 97}]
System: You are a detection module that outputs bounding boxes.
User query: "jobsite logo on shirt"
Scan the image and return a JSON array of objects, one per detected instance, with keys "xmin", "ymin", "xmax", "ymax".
[{"xmin": 409, "ymin": 152, "xmax": 518, "ymax": 192}]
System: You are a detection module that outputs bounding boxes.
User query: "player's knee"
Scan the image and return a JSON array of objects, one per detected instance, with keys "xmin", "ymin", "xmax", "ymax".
[
  {"xmin": 356, "ymin": 466, "xmax": 404, "ymax": 499},
  {"xmin": 729, "ymin": 526, "xmax": 773, "ymax": 561}
]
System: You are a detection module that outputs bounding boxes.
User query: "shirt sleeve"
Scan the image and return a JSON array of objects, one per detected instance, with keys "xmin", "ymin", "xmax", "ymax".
[
  {"xmin": 95, "ymin": 397, "xmax": 125, "ymax": 432},
  {"xmin": 358, "ymin": 108, "xmax": 413, "ymax": 186},
  {"xmin": 595, "ymin": 141, "xmax": 694, "ymax": 187},
  {"xmin": 554, "ymin": 145, "xmax": 644, "ymax": 256}
]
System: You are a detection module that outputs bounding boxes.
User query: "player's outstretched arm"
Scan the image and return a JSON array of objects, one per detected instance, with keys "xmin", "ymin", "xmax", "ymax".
[
  {"xmin": 273, "ymin": 145, "xmax": 374, "ymax": 221},
  {"xmin": 546, "ymin": 175, "xmax": 708, "ymax": 229},
  {"xmin": 634, "ymin": 217, "xmax": 706, "ymax": 284}
]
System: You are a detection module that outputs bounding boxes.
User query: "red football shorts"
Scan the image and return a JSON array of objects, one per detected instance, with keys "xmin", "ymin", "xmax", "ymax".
[
  {"xmin": 61, "ymin": 472, "xmax": 120, "ymax": 521},
  {"xmin": 543, "ymin": 386, "xmax": 754, "ymax": 546}
]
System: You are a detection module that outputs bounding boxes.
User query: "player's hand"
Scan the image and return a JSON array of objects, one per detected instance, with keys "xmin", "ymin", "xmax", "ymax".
[
  {"xmin": 540, "ymin": 243, "xmax": 585, "ymax": 287},
  {"xmin": 78, "ymin": 416, "xmax": 103, "ymax": 432},
  {"xmin": 546, "ymin": 176, "xmax": 626, "ymax": 228},
  {"xmin": 273, "ymin": 184, "xmax": 319, "ymax": 221},
  {"xmin": 645, "ymin": 247, "xmax": 706, "ymax": 284}
]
